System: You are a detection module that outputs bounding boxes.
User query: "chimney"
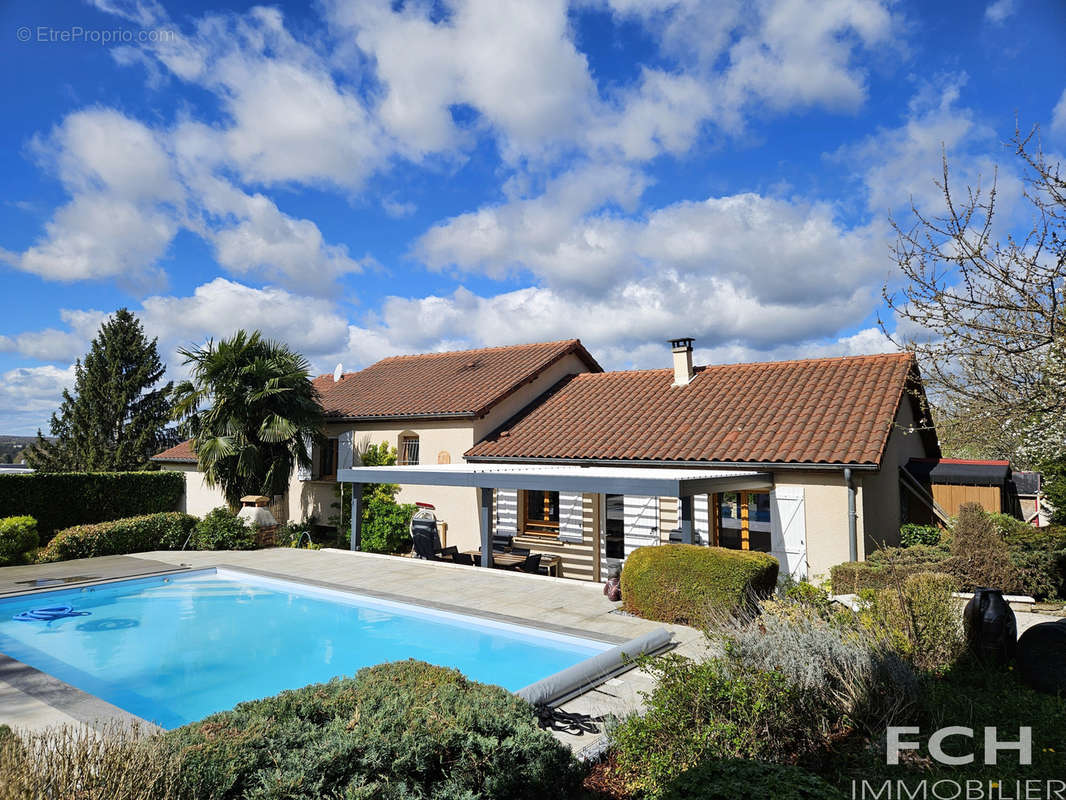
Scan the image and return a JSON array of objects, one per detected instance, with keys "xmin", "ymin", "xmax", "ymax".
[{"xmin": 669, "ymin": 337, "xmax": 695, "ymax": 386}]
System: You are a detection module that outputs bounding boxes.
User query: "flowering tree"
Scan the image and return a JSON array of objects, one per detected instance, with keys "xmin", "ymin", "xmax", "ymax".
[{"xmin": 883, "ymin": 127, "xmax": 1065, "ymax": 467}]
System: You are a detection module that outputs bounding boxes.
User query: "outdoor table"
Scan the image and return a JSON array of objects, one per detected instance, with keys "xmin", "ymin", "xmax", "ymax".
[{"xmin": 462, "ymin": 549, "xmax": 562, "ymax": 577}]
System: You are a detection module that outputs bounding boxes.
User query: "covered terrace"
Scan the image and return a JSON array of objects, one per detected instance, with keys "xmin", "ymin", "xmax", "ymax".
[{"xmin": 338, "ymin": 463, "xmax": 774, "ymax": 570}]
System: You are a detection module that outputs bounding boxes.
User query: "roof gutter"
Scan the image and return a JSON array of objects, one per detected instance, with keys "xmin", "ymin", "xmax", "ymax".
[
  {"xmin": 463, "ymin": 455, "xmax": 880, "ymax": 471},
  {"xmin": 844, "ymin": 467, "xmax": 858, "ymax": 561}
]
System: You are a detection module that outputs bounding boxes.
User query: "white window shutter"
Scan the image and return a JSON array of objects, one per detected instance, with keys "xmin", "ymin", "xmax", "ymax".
[
  {"xmin": 558, "ymin": 491, "xmax": 584, "ymax": 542},
  {"xmin": 338, "ymin": 430, "xmax": 354, "ymax": 470},
  {"xmin": 496, "ymin": 489, "xmax": 519, "ymax": 535},
  {"xmin": 770, "ymin": 487, "xmax": 807, "ymax": 580},
  {"xmin": 297, "ymin": 433, "xmax": 312, "ymax": 481},
  {"xmin": 693, "ymin": 494, "xmax": 710, "ymax": 545},
  {"xmin": 623, "ymin": 496, "xmax": 658, "ymax": 557}
]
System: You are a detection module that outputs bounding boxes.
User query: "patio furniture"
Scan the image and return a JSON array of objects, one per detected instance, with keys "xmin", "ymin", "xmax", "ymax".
[
  {"xmin": 492, "ymin": 534, "xmax": 513, "ymax": 552},
  {"xmin": 460, "ymin": 549, "xmax": 563, "ymax": 577},
  {"xmin": 514, "ymin": 554, "xmax": 543, "ymax": 574},
  {"xmin": 450, "ymin": 551, "xmax": 475, "ymax": 566},
  {"xmin": 411, "ymin": 516, "xmax": 449, "ymax": 560},
  {"xmin": 510, "ymin": 547, "xmax": 530, "ymax": 558}
]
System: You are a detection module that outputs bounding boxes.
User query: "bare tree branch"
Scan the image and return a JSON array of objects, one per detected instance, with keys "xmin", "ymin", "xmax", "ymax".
[{"xmin": 882, "ymin": 128, "xmax": 1066, "ymax": 467}]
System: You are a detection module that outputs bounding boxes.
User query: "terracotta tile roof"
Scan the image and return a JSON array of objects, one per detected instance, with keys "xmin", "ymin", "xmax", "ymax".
[
  {"xmin": 466, "ymin": 352, "xmax": 920, "ymax": 466},
  {"xmin": 312, "ymin": 339, "xmax": 600, "ymax": 420},
  {"xmin": 151, "ymin": 339, "xmax": 600, "ymax": 461},
  {"xmin": 151, "ymin": 440, "xmax": 197, "ymax": 462}
]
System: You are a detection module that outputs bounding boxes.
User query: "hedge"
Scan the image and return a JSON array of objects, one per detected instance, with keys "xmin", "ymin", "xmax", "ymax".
[
  {"xmin": 829, "ymin": 562, "xmax": 933, "ymax": 594},
  {"xmin": 0, "ymin": 516, "xmax": 38, "ymax": 566},
  {"xmin": 164, "ymin": 659, "xmax": 582, "ymax": 800},
  {"xmin": 621, "ymin": 544, "xmax": 779, "ymax": 626},
  {"xmin": 39, "ymin": 512, "xmax": 197, "ymax": 563},
  {"xmin": 0, "ymin": 471, "xmax": 185, "ymax": 541}
]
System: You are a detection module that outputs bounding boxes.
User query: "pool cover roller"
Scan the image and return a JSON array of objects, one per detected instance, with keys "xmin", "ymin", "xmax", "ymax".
[{"xmin": 516, "ymin": 627, "xmax": 672, "ymax": 707}]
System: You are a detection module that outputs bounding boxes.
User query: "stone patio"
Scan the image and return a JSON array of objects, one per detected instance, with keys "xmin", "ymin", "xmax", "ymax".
[{"xmin": 0, "ymin": 548, "xmax": 709, "ymax": 754}]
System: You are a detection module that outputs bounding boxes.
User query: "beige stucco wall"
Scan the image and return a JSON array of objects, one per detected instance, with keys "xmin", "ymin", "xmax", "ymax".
[
  {"xmin": 168, "ymin": 463, "xmax": 228, "ymax": 517},
  {"xmin": 471, "ymin": 352, "xmax": 592, "ymax": 441},
  {"xmin": 771, "ymin": 469, "xmax": 853, "ymax": 580},
  {"xmin": 859, "ymin": 396, "xmax": 931, "ymax": 552}
]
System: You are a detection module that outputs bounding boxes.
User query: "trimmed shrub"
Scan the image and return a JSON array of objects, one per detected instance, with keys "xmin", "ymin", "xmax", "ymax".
[
  {"xmin": 988, "ymin": 512, "xmax": 1036, "ymax": 540},
  {"xmin": 163, "ymin": 659, "xmax": 582, "ymax": 800},
  {"xmin": 867, "ymin": 543, "xmax": 950, "ymax": 566},
  {"xmin": 359, "ymin": 495, "xmax": 417, "ymax": 554},
  {"xmin": 899, "ymin": 523, "xmax": 941, "ymax": 547},
  {"xmin": 989, "ymin": 515, "xmax": 1066, "ymax": 600},
  {"xmin": 833, "ymin": 545, "xmax": 952, "ymax": 593},
  {"xmin": 662, "ymin": 760, "xmax": 843, "ymax": 800},
  {"xmin": 610, "ymin": 656, "xmax": 817, "ymax": 799},
  {"xmin": 621, "ymin": 544, "xmax": 779, "ymax": 626},
  {"xmin": 999, "ymin": 520, "xmax": 1066, "ymax": 552},
  {"xmin": 191, "ymin": 507, "xmax": 254, "ymax": 551},
  {"xmin": 860, "ymin": 572, "xmax": 965, "ymax": 672},
  {"xmin": 39, "ymin": 512, "xmax": 196, "ymax": 562},
  {"xmin": 945, "ymin": 503, "xmax": 1022, "ymax": 593},
  {"xmin": 0, "ymin": 471, "xmax": 184, "ymax": 541},
  {"xmin": 1010, "ymin": 549, "xmax": 1066, "ymax": 600},
  {"xmin": 829, "ymin": 561, "xmax": 931, "ymax": 594},
  {"xmin": 0, "ymin": 516, "xmax": 38, "ymax": 566}
]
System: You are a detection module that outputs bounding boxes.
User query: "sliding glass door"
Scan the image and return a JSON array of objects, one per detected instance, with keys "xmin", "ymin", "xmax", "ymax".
[{"xmin": 718, "ymin": 491, "xmax": 772, "ymax": 552}]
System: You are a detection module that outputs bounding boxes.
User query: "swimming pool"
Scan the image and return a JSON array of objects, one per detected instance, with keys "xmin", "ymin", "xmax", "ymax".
[{"xmin": 0, "ymin": 568, "xmax": 613, "ymax": 729}]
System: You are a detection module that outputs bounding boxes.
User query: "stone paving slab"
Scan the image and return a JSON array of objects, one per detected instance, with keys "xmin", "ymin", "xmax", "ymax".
[{"xmin": 0, "ymin": 554, "xmax": 190, "ymax": 597}]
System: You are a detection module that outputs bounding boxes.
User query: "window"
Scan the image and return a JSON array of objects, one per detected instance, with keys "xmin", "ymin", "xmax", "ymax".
[
  {"xmin": 605, "ymin": 494, "xmax": 625, "ymax": 559},
  {"xmin": 318, "ymin": 438, "xmax": 339, "ymax": 480},
  {"xmin": 399, "ymin": 434, "xmax": 420, "ymax": 465},
  {"xmin": 521, "ymin": 490, "xmax": 559, "ymax": 535},
  {"xmin": 718, "ymin": 490, "xmax": 772, "ymax": 553}
]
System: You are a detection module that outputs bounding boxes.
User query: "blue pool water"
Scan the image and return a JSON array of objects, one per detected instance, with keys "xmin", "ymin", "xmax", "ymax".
[{"xmin": 0, "ymin": 568, "xmax": 611, "ymax": 728}]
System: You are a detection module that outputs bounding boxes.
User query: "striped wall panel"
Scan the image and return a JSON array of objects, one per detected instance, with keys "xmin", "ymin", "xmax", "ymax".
[{"xmin": 623, "ymin": 495, "xmax": 658, "ymax": 557}]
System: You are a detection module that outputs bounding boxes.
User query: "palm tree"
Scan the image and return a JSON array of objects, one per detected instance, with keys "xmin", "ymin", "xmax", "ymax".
[{"xmin": 172, "ymin": 331, "xmax": 324, "ymax": 508}]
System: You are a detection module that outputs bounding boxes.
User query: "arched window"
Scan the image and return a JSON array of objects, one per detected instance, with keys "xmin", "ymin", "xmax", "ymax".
[{"xmin": 398, "ymin": 432, "xmax": 420, "ymax": 465}]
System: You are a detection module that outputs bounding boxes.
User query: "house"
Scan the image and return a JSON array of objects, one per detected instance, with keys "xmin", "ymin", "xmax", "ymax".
[
  {"xmin": 152, "ymin": 339, "xmax": 602, "ymax": 535},
  {"xmin": 1013, "ymin": 470, "xmax": 1052, "ymax": 527},
  {"xmin": 156, "ymin": 337, "xmax": 940, "ymax": 581}
]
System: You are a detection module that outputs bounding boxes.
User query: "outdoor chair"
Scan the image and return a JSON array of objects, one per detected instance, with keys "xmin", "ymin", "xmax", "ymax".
[
  {"xmin": 514, "ymin": 553, "xmax": 542, "ymax": 574},
  {"xmin": 492, "ymin": 534, "xmax": 514, "ymax": 553},
  {"xmin": 450, "ymin": 552, "xmax": 475, "ymax": 566},
  {"xmin": 412, "ymin": 520, "xmax": 447, "ymax": 560},
  {"xmin": 509, "ymin": 547, "xmax": 530, "ymax": 558}
]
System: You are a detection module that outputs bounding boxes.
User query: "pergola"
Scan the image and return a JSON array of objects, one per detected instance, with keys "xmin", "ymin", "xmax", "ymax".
[{"xmin": 337, "ymin": 463, "xmax": 773, "ymax": 567}]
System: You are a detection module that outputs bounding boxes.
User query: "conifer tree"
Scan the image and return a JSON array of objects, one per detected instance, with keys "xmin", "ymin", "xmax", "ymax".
[{"xmin": 26, "ymin": 309, "xmax": 175, "ymax": 472}]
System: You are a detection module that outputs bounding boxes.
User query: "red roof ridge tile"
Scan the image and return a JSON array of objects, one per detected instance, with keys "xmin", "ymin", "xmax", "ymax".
[{"xmin": 696, "ymin": 351, "xmax": 912, "ymax": 371}]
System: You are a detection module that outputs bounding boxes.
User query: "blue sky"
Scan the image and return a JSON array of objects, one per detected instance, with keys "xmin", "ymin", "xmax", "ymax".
[{"xmin": 1, "ymin": 0, "xmax": 1064, "ymax": 434}]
